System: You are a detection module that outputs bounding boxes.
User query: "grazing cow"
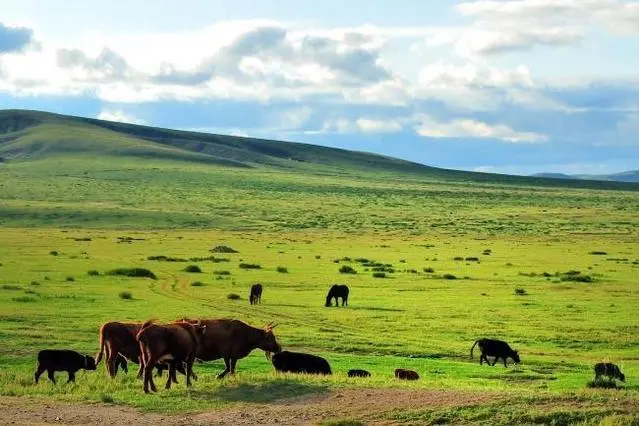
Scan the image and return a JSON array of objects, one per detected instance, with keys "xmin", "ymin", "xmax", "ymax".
[
  {"xmin": 348, "ymin": 369, "xmax": 371, "ymax": 378},
  {"xmin": 180, "ymin": 318, "xmax": 281, "ymax": 378},
  {"xmin": 325, "ymin": 284, "xmax": 349, "ymax": 307},
  {"xmin": 34, "ymin": 349, "xmax": 96, "ymax": 384},
  {"xmin": 395, "ymin": 368, "xmax": 419, "ymax": 381},
  {"xmin": 250, "ymin": 283, "xmax": 263, "ymax": 305},
  {"xmin": 471, "ymin": 338, "xmax": 521, "ymax": 367},
  {"xmin": 136, "ymin": 320, "xmax": 206, "ymax": 393},
  {"xmin": 594, "ymin": 363, "xmax": 625, "ymax": 382},
  {"xmin": 95, "ymin": 321, "xmax": 187, "ymax": 379},
  {"xmin": 271, "ymin": 351, "xmax": 332, "ymax": 375}
]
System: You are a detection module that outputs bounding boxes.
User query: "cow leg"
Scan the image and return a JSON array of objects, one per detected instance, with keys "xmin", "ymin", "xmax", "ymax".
[
  {"xmin": 230, "ymin": 358, "xmax": 238, "ymax": 375},
  {"xmin": 47, "ymin": 369, "xmax": 56, "ymax": 384},
  {"xmin": 165, "ymin": 365, "xmax": 174, "ymax": 390},
  {"xmin": 34, "ymin": 364, "xmax": 45, "ymax": 384},
  {"xmin": 479, "ymin": 353, "xmax": 485, "ymax": 365},
  {"xmin": 67, "ymin": 371, "xmax": 76, "ymax": 383},
  {"xmin": 185, "ymin": 360, "xmax": 195, "ymax": 387},
  {"xmin": 217, "ymin": 358, "xmax": 231, "ymax": 379},
  {"xmin": 503, "ymin": 358, "xmax": 508, "ymax": 368}
]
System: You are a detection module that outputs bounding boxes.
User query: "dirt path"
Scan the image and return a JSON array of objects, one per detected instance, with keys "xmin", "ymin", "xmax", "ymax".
[{"xmin": 0, "ymin": 388, "xmax": 504, "ymax": 425}]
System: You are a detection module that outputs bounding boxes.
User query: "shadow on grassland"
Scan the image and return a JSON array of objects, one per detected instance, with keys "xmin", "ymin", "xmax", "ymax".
[{"xmin": 188, "ymin": 379, "xmax": 330, "ymax": 404}]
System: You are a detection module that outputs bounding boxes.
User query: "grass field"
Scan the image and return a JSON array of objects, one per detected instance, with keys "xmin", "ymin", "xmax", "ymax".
[{"xmin": 0, "ymin": 111, "xmax": 638, "ymax": 424}]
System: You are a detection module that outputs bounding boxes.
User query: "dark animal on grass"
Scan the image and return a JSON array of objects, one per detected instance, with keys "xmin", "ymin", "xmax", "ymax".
[
  {"xmin": 95, "ymin": 321, "xmax": 188, "ymax": 380},
  {"xmin": 180, "ymin": 318, "xmax": 281, "ymax": 379},
  {"xmin": 348, "ymin": 369, "xmax": 371, "ymax": 378},
  {"xmin": 271, "ymin": 351, "xmax": 332, "ymax": 375},
  {"xmin": 325, "ymin": 284, "xmax": 349, "ymax": 307},
  {"xmin": 395, "ymin": 368, "xmax": 419, "ymax": 380},
  {"xmin": 136, "ymin": 320, "xmax": 206, "ymax": 393},
  {"xmin": 34, "ymin": 349, "xmax": 96, "ymax": 384},
  {"xmin": 471, "ymin": 338, "xmax": 520, "ymax": 367},
  {"xmin": 249, "ymin": 283, "xmax": 263, "ymax": 305},
  {"xmin": 594, "ymin": 363, "xmax": 625, "ymax": 382}
]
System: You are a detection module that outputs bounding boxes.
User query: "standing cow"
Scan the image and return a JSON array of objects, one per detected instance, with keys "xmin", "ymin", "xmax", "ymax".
[
  {"xmin": 180, "ymin": 319, "xmax": 281, "ymax": 378},
  {"xmin": 250, "ymin": 283, "xmax": 263, "ymax": 305},
  {"xmin": 594, "ymin": 363, "xmax": 625, "ymax": 382},
  {"xmin": 471, "ymin": 338, "xmax": 520, "ymax": 367},
  {"xmin": 325, "ymin": 284, "xmax": 349, "ymax": 307}
]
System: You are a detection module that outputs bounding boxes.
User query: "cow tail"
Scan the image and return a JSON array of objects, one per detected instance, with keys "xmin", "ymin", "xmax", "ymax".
[
  {"xmin": 94, "ymin": 324, "xmax": 106, "ymax": 365},
  {"xmin": 470, "ymin": 340, "xmax": 479, "ymax": 358}
]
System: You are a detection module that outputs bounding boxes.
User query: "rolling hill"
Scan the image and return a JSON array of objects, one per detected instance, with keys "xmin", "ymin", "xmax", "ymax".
[{"xmin": 531, "ymin": 171, "xmax": 639, "ymax": 183}]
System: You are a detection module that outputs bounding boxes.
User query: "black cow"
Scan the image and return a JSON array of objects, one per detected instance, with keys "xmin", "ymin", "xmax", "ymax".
[
  {"xmin": 271, "ymin": 351, "xmax": 332, "ymax": 375},
  {"xmin": 395, "ymin": 368, "xmax": 419, "ymax": 380},
  {"xmin": 35, "ymin": 349, "xmax": 97, "ymax": 384},
  {"xmin": 594, "ymin": 363, "xmax": 625, "ymax": 382},
  {"xmin": 325, "ymin": 284, "xmax": 349, "ymax": 307},
  {"xmin": 471, "ymin": 338, "xmax": 520, "ymax": 367},
  {"xmin": 250, "ymin": 283, "xmax": 263, "ymax": 305},
  {"xmin": 348, "ymin": 369, "xmax": 371, "ymax": 378}
]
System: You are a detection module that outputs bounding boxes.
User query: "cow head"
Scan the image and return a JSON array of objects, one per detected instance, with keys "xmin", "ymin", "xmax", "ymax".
[
  {"xmin": 84, "ymin": 355, "xmax": 97, "ymax": 371},
  {"xmin": 261, "ymin": 322, "xmax": 282, "ymax": 356},
  {"xmin": 511, "ymin": 350, "xmax": 521, "ymax": 364}
]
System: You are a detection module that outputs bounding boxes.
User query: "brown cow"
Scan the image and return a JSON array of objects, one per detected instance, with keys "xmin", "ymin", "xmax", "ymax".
[
  {"xmin": 136, "ymin": 320, "xmax": 206, "ymax": 393},
  {"xmin": 395, "ymin": 368, "xmax": 419, "ymax": 381},
  {"xmin": 181, "ymin": 318, "xmax": 281, "ymax": 378}
]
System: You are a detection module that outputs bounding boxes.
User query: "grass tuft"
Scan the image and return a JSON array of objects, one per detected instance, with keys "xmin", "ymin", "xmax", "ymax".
[{"xmin": 106, "ymin": 268, "xmax": 157, "ymax": 279}]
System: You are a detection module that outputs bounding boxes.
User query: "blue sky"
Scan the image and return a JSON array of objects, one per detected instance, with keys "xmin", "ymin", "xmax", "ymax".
[{"xmin": 1, "ymin": 0, "xmax": 638, "ymax": 175}]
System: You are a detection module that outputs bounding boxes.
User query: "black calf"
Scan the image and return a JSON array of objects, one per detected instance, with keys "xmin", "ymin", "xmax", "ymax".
[{"xmin": 35, "ymin": 349, "xmax": 96, "ymax": 384}]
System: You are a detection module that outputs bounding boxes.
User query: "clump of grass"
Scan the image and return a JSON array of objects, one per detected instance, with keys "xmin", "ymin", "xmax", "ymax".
[
  {"xmin": 183, "ymin": 265, "xmax": 202, "ymax": 273},
  {"xmin": 30, "ymin": 281, "xmax": 40, "ymax": 286},
  {"xmin": 13, "ymin": 296, "xmax": 37, "ymax": 303},
  {"xmin": 339, "ymin": 265, "xmax": 357, "ymax": 274},
  {"xmin": 227, "ymin": 293, "xmax": 241, "ymax": 300},
  {"xmin": 65, "ymin": 276, "xmax": 75, "ymax": 282},
  {"xmin": 24, "ymin": 289, "xmax": 39, "ymax": 295},
  {"xmin": 118, "ymin": 291, "xmax": 133, "ymax": 300},
  {"xmin": 587, "ymin": 378, "xmax": 619, "ymax": 389},
  {"xmin": 589, "ymin": 251, "xmax": 608, "ymax": 255},
  {"xmin": 276, "ymin": 266, "xmax": 289, "ymax": 273},
  {"xmin": 106, "ymin": 268, "xmax": 157, "ymax": 279},
  {"xmin": 372, "ymin": 266, "xmax": 394, "ymax": 273},
  {"xmin": 1, "ymin": 284, "xmax": 22, "ymax": 290},
  {"xmin": 372, "ymin": 272, "xmax": 387, "ymax": 278},
  {"xmin": 515, "ymin": 288, "xmax": 528, "ymax": 296},
  {"xmin": 49, "ymin": 251, "xmax": 59, "ymax": 256},
  {"xmin": 44, "ymin": 276, "xmax": 50, "ymax": 281},
  {"xmin": 239, "ymin": 263, "xmax": 261, "ymax": 269},
  {"xmin": 453, "ymin": 256, "xmax": 463, "ymax": 261},
  {"xmin": 315, "ymin": 255, "xmax": 321, "ymax": 259},
  {"xmin": 211, "ymin": 245, "xmax": 239, "ymax": 253},
  {"xmin": 147, "ymin": 255, "xmax": 187, "ymax": 262},
  {"xmin": 354, "ymin": 258, "xmax": 369, "ymax": 263},
  {"xmin": 100, "ymin": 394, "xmax": 114, "ymax": 404},
  {"xmin": 423, "ymin": 267, "xmax": 435, "ymax": 273},
  {"xmin": 214, "ymin": 270, "xmax": 231, "ymax": 276},
  {"xmin": 465, "ymin": 257, "xmax": 480, "ymax": 262},
  {"xmin": 189, "ymin": 256, "xmax": 230, "ymax": 263},
  {"xmin": 442, "ymin": 273, "xmax": 457, "ymax": 280},
  {"xmin": 321, "ymin": 419, "xmax": 364, "ymax": 426},
  {"xmin": 190, "ymin": 281, "xmax": 205, "ymax": 287},
  {"xmin": 559, "ymin": 270, "xmax": 595, "ymax": 283},
  {"xmin": 87, "ymin": 270, "xmax": 100, "ymax": 276}
]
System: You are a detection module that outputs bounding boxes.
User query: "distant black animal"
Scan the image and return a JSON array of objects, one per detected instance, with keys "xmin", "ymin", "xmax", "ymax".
[
  {"xmin": 348, "ymin": 369, "xmax": 371, "ymax": 378},
  {"xmin": 325, "ymin": 284, "xmax": 349, "ymax": 307},
  {"xmin": 35, "ymin": 349, "xmax": 97, "ymax": 384},
  {"xmin": 395, "ymin": 368, "xmax": 419, "ymax": 380},
  {"xmin": 594, "ymin": 363, "xmax": 625, "ymax": 382},
  {"xmin": 471, "ymin": 338, "xmax": 520, "ymax": 367},
  {"xmin": 250, "ymin": 283, "xmax": 263, "ymax": 305},
  {"xmin": 271, "ymin": 351, "xmax": 332, "ymax": 375}
]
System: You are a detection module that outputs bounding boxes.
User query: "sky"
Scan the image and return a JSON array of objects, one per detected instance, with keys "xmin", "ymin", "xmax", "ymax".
[{"xmin": 1, "ymin": 0, "xmax": 638, "ymax": 176}]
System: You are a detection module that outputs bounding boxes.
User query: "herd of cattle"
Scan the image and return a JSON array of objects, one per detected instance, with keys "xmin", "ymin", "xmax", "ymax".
[{"xmin": 33, "ymin": 283, "xmax": 627, "ymax": 393}]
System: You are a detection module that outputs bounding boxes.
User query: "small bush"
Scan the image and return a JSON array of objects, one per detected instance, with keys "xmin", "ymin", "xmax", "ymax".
[
  {"xmin": 589, "ymin": 251, "xmax": 608, "ymax": 255},
  {"xmin": 100, "ymin": 394, "xmax": 114, "ymax": 404},
  {"xmin": 227, "ymin": 293, "xmax": 241, "ymax": 300},
  {"xmin": 30, "ymin": 281, "xmax": 40, "ymax": 286},
  {"xmin": 65, "ymin": 276, "xmax": 75, "ymax": 282},
  {"xmin": 87, "ymin": 270, "xmax": 100, "ymax": 276},
  {"xmin": 276, "ymin": 266, "xmax": 289, "ymax": 273},
  {"xmin": 423, "ymin": 267, "xmax": 435, "ymax": 273},
  {"xmin": 339, "ymin": 265, "xmax": 357, "ymax": 274},
  {"xmin": 106, "ymin": 268, "xmax": 157, "ymax": 279},
  {"xmin": 372, "ymin": 272, "xmax": 387, "ymax": 278},
  {"xmin": 1, "ymin": 284, "xmax": 22, "ymax": 290},
  {"xmin": 190, "ymin": 281, "xmax": 205, "ymax": 287},
  {"xmin": 183, "ymin": 265, "xmax": 202, "ymax": 273},
  {"xmin": 211, "ymin": 245, "xmax": 239, "ymax": 253},
  {"xmin": 118, "ymin": 291, "xmax": 133, "ymax": 300},
  {"xmin": 442, "ymin": 273, "xmax": 457, "ymax": 280},
  {"xmin": 515, "ymin": 288, "xmax": 528, "ymax": 296},
  {"xmin": 214, "ymin": 270, "xmax": 231, "ymax": 276},
  {"xmin": 354, "ymin": 258, "xmax": 369, "ymax": 263},
  {"xmin": 147, "ymin": 255, "xmax": 187, "ymax": 262},
  {"xmin": 44, "ymin": 276, "xmax": 50, "ymax": 281},
  {"xmin": 49, "ymin": 251, "xmax": 59, "ymax": 256},
  {"xmin": 13, "ymin": 296, "xmax": 37, "ymax": 303},
  {"xmin": 561, "ymin": 274, "xmax": 594, "ymax": 283},
  {"xmin": 453, "ymin": 256, "xmax": 463, "ymax": 261},
  {"xmin": 189, "ymin": 256, "xmax": 230, "ymax": 263},
  {"xmin": 315, "ymin": 255, "xmax": 321, "ymax": 259},
  {"xmin": 239, "ymin": 263, "xmax": 261, "ymax": 270},
  {"xmin": 465, "ymin": 257, "xmax": 480, "ymax": 262}
]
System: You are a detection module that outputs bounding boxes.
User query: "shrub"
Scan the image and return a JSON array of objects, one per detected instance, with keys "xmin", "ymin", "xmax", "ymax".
[
  {"xmin": 49, "ymin": 251, "xmax": 59, "ymax": 256},
  {"xmin": 100, "ymin": 394, "xmax": 114, "ymax": 404},
  {"xmin": 560, "ymin": 274, "xmax": 594, "ymax": 283},
  {"xmin": 119, "ymin": 291, "xmax": 133, "ymax": 300},
  {"xmin": 189, "ymin": 256, "xmax": 230, "ymax": 263},
  {"xmin": 315, "ymin": 255, "xmax": 321, "ymax": 259},
  {"xmin": 106, "ymin": 268, "xmax": 157, "ymax": 279},
  {"xmin": 214, "ymin": 270, "xmax": 231, "ymax": 276},
  {"xmin": 190, "ymin": 281, "xmax": 205, "ymax": 287},
  {"xmin": 423, "ymin": 267, "xmax": 435, "ymax": 273},
  {"xmin": 44, "ymin": 276, "xmax": 50, "ymax": 281},
  {"xmin": 442, "ymin": 274, "xmax": 457, "ymax": 280},
  {"xmin": 399, "ymin": 259, "xmax": 406, "ymax": 263},
  {"xmin": 211, "ymin": 245, "xmax": 239, "ymax": 253},
  {"xmin": 465, "ymin": 257, "xmax": 480, "ymax": 262},
  {"xmin": 227, "ymin": 293, "xmax": 241, "ymax": 300},
  {"xmin": 65, "ymin": 276, "xmax": 75, "ymax": 282},
  {"xmin": 354, "ymin": 258, "xmax": 369, "ymax": 263},
  {"xmin": 276, "ymin": 266, "xmax": 289, "ymax": 273},
  {"xmin": 372, "ymin": 272, "xmax": 387, "ymax": 278},
  {"xmin": 239, "ymin": 263, "xmax": 261, "ymax": 269},
  {"xmin": 514, "ymin": 288, "xmax": 528, "ymax": 296},
  {"xmin": 183, "ymin": 265, "xmax": 202, "ymax": 273},
  {"xmin": 589, "ymin": 251, "xmax": 608, "ymax": 255},
  {"xmin": 1, "ymin": 284, "xmax": 22, "ymax": 290},
  {"xmin": 147, "ymin": 255, "xmax": 187, "ymax": 262},
  {"xmin": 13, "ymin": 296, "xmax": 37, "ymax": 303},
  {"xmin": 453, "ymin": 256, "xmax": 463, "ymax": 261},
  {"xmin": 30, "ymin": 281, "xmax": 40, "ymax": 286},
  {"xmin": 339, "ymin": 265, "xmax": 357, "ymax": 274},
  {"xmin": 87, "ymin": 270, "xmax": 100, "ymax": 276}
]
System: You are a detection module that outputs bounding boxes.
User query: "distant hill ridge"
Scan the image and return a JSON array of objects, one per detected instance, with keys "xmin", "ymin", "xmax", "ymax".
[{"xmin": 531, "ymin": 171, "xmax": 639, "ymax": 184}]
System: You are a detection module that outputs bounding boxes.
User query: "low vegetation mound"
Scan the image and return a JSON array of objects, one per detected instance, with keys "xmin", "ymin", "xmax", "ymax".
[
  {"xmin": 106, "ymin": 268, "xmax": 157, "ymax": 279},
  {"xmin": 183, "ymin": 265, "xmax": 202, "ymax": 273},
  {"xmin": 239, "ymin": 263, "xmax": 261, "ymax": 269},
  {"xmin": 211, "ymin": 245, "xmax": 239, "ymax": 253},
  {"xmin": 339, "ymin": 265, "xmax": 357, "ymax": 274}
]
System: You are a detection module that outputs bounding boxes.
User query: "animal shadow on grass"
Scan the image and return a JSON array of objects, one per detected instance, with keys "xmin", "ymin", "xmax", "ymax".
[
  {"xmin": 189, "ymin": 380, "xmax": 330, "ymax": 404},
  {"xmin": 349, "ymin": 306, "xmax": 405, "ymax": 312}
]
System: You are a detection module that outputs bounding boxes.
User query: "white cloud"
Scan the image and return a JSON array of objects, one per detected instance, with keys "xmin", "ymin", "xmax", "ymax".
[
  {"xmin": 356, "ymin": 118, "xmax": 403, "ymax": 133},
  {"xmin": 97, "ymin": 110, "xmax": 145, "ymax": 124},
  {"xmin": 414, "ymin": 114, "xmax": 547, "ymax": 143}
]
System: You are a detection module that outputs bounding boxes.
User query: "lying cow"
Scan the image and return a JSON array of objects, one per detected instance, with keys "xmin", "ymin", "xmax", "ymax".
[
  {"xmin": 180, "ymin": 318, "xmax": 281, "ymax": 379},
  {"xmin": 395, "ymin": 368, "xmax": 419, "ymax": 380},
  {"xmin": 348, "ymin": 369, "xmax": 371, "ymax": 378},
  {"xmin": 594, "ymin": 363, "xmax": 625, "ymax": 382},
  {"xmin": 34, "ymin": 349, "xmax": 96, "ymax": 384},
  {"xmin": 471, "ymin": 338, "xmax": 520, "ymax": 367},
  {"xmin": 136, "ymin": 320, "xmax": 206, "ymax": 393},
  {"xmin": 271, "ymin": 351, "xmax": 332, "ymax": 375}
]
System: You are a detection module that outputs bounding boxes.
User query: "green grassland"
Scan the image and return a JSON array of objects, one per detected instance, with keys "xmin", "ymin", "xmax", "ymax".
[{"xmin": 0, "ymin": 110, "xmax": 638, "ymax": 424}]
